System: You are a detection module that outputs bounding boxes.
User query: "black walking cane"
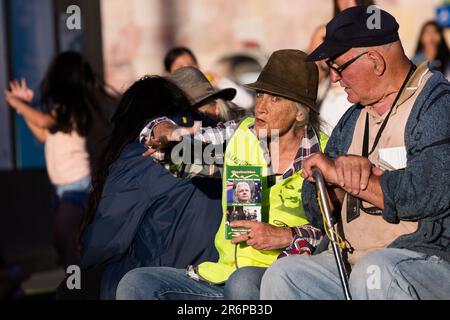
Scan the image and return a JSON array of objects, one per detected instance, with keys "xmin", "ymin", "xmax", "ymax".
[{"xmin": 312, "ymin": 168, "xmax": 352, "ymax": 300}]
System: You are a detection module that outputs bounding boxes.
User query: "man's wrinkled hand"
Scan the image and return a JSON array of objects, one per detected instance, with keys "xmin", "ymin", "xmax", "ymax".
[
  {"xmin": 149, "ymin": 121, "xmax": 179, "ymax": 145},
  {"xmin": 142, "ymin": 121, "xmax": 202, "ymax": 157},
  {"xmin": 302, "ymin": 153, "xmax": 338, "ymax": 185},
  {"xmin": 335, "ymin": 155, "xmax": 373, "ymax": 195}
]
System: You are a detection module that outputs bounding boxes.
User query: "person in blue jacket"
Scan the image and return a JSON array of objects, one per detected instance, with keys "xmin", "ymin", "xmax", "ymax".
[{"xmin": 59, "ymin": 76, "xmax": 222, "ymax": 300}]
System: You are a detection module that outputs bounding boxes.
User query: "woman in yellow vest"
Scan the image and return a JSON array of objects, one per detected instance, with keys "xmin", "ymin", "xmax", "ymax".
[{"xmin": 116, "ymin": 50, "xmax": 328, "ymax": 300}]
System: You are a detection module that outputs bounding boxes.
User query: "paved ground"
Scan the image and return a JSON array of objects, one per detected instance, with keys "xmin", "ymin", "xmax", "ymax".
[
  {"xmin": 22, "ymin": 268, "xmax": 65, "ymax": 298},
  {"xmin": 0, "ymin": 170, "xmax": 62, "ymax": 300}
]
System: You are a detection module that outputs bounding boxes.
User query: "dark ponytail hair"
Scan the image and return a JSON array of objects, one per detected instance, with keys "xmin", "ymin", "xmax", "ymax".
[
  {"xmin": 83, "ymin": 76, "xmax": 190, "ymax": 228},
  {"xmin": 40, "ymin": 51, "xmax": 116, "ymax": 136}
]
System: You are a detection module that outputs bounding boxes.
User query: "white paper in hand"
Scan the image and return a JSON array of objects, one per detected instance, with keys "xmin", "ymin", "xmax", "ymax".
[{"xmin": 378, "ymin": 147, "xmax": 407, "ymax": 171}]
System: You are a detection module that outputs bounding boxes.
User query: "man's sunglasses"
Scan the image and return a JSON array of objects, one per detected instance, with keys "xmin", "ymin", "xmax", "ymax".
[{"xmin": 326, "ymin": 51, "xmax": 369, "ymax": 77}]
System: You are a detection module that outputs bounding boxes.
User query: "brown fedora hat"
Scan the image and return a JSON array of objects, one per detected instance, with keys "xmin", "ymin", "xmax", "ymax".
[
  {"xmin": 166, "ymin": 67, "xmax": 236, "ymax": 108},
  {"xmin": 245, "ymin": 49, "xmax": 319, "ymax": 113}
]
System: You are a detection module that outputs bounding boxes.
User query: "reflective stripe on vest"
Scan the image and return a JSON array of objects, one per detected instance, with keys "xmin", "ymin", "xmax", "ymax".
[{"xmin": 197, "ymin": 117, "xmax": 329, "ymax": 284}]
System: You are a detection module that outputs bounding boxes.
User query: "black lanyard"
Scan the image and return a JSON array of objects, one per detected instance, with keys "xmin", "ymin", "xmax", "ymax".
[{"xmin": 362, "ymin": 62, "xmax": 417, "ymax": 157}]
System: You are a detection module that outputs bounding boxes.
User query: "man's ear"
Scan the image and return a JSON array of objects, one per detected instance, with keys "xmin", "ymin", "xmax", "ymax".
[{"xmin": 367, "ymin": 50, "xmax": 386, "ymax": 76}]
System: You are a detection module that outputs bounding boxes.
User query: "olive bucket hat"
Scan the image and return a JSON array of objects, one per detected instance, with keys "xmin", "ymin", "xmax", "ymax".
[{"xmin": 245, "ymin": 49, "xmax": 319, "ymax": 112}]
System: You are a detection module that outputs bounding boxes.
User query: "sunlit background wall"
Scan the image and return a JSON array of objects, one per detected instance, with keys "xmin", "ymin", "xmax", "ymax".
[{"xmin": 101, "ymin": 0, "xmax": 444, "ymax": 91}]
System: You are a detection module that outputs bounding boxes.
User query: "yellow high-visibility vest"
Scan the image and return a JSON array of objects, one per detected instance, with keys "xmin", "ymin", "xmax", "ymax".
[{"xmin": 197, "ymin": 117, "xmax": 329, "ymax": 284}]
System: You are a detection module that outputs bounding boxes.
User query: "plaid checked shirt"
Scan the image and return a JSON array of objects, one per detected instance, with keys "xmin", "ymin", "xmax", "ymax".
[{"xmin": 140, "ymin": 117, "xmax": 324, "ymax": 256}]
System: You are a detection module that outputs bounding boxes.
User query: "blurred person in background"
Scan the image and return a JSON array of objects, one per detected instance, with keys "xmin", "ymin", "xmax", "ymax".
[
  {"xmin": 4, "ymin": 51, "xmax": 118, "ymax": 269},
  {"xmin": 308, "ymin": 0, "xmax": 375, "ymax": 135},
  {"xmin": 164, "ymin": 46, "xmax": 255, "ymax": 111},
  {"xmin": 310, "ymin": 0, "xmax": 376, "ymax": 57},
  {"xmin": 413, "ymin": 21, "xmax": 450, "ymax": 79},
  {"xmin": 166, "ymin": 66, "xmax": 245, "ymax": 126},
  {"xmin": 164, "ymin": 47, "xmax": 199, "ymax": 73},
  {"xmin": 156, "ymin": 66, "xmax": 245, "ymax": 178}
]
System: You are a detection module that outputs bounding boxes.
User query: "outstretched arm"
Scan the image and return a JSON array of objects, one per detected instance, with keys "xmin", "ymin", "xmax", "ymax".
[
  {"xmin": 5, "ymin": 79, "xmax": 56, "ymax": 130},
  {"xmin": 23, "ymin": 117, "xmax": 48, "ymax": 143},
  {"xmin": 5, "ymin": 93, "xmax": 55, "ymax": 129},
  {"xmin": 141, "ymin": 118, "xmax": 239, "ymax": 157}
]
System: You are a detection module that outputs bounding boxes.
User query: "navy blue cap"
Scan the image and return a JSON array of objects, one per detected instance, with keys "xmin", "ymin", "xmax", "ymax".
[{"xmin": 307, "ymin": 6, "xmax": 400, "ymax": 61}]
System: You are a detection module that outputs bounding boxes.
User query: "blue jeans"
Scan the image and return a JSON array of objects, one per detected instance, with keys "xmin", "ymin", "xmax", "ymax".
[
  {"xmin": 54, "ymin": 175, "xmax": 91, "ymax": 198},
  {"xmin": 116, "ymin": 266, "xmax": 269, "ymax": 300},
  {"xmin": 261, "ymin": 248, "xmax": 450, "ymax": 300},
  {"xmin": 116, "ymin": 267, "xmax": 224, "ymax": 300},
  {"xmin": 224, "ymin": 267, "xmax": 266, "ymax": 300}
]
